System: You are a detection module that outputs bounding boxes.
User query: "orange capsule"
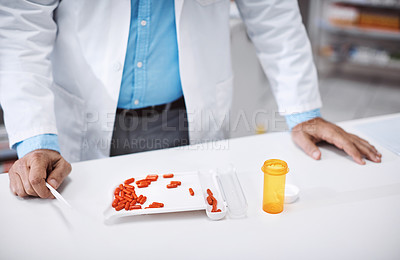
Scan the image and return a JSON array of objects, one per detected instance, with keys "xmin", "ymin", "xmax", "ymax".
[
  {"xmin": 210, "ymin": 195, "xmax": 216, "ymax": 202},
  {"xmin": 115, "ymin": 195, "xmax": 123, "ymax": 201},
  {"xmin": 146, "ymin": 175, "xmax": 158, "ymax": 181},
  {"xmin": 125, "ymin": 188, "xmax": 135, "ymax": 195},
  {"xmin": 124, "ymin": 184, "xmax": 135, "ymax": 190},
  {"xmin": 137, "ymin": 182, "xmax": 149, "ymax": 188},
  {"xmin": 163, "ymin": 174, "xmax": 174, "ymax": 178},
  {"xmin": 115, "ymin": 204, "xmax": 124, "ymax": 211},
  {"xmin": 207, "ymin": 189, "xmax": 213, "ymax": 196},
  {"xmin": 130, "ymin": 199, "xmax": 137, "ymax": 206},
  {"xmin": 124, "ymin": 196, "xmax": 133, "ymax": 202},
  {"xmin": 130, "ymin": 205, "xmax": 142, "ymax": 210},
  {"xmin": 148, "ymin": 202, "xmax": 163, "ymax": 208},
  {"xmin": 139, "ymin": 196, "xmax": 147, "ymax": 205},
  {"xmin": 167, "ymin": 184, "xmax": 178, "ymax": 189},
  {"xmin": 114, "ymin": 187, "xmax": 120, "ymax": 195},
  {"xmin": 170, "ymin": 181, "xmax": 181, "ymax": 186},
  {"xmin": 112, "ymin": 199, "xmax": 119, "ymax": 208},
  {"xmin": 121, "ymin": 191, "xmax": 125, "ymax": 197},
  {"xmin": 119, "ymin": 199, "xmax": 127, "ymax": 204},
  {"xmin": 211, "ymin": 208, "xmax": 222, "ymax": 213},
  {"xmin": 189, "ymin": 188, "xmax": 194, "ymax": 196},
  {"xmin": 212, "ymin": 200, "xmax": 217, "ymax": 211},
  {"xmin": 123, "ymin": 188, "xmax": 132, "ymax": 194},
  {"xmin": 119, "ymin": 184, "xmax": 124, "ymax": 190},
  {"xmin": 132, "ymin": 192, "xmax": 138, "ymax": 200},
  {"xmin": 124, "ymin": 178, "xmax": 135, "ymax": 185},
  {"xmin": 137, "ymin": 195, "xmax": 143, "ymax": 202},
  {"xmin": 152, "ymin": 202, "xmax": 164, "ymax": 207},
  {"xmin": 136, "ymin": 179, "xmax": 150, "ymax": 184},
  {"xmin": 125, "ymin": 202, "xmax": 130, "ymax": 211}
]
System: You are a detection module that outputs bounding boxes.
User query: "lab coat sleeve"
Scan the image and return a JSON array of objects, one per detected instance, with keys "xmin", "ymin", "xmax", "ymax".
[
  {"xmin": 0, "ymin": 0, "xmax": 59, "ymax": 148},
  {"xmin": 235, "ymin": 0, "xmax": 322, "ymax": 115}
]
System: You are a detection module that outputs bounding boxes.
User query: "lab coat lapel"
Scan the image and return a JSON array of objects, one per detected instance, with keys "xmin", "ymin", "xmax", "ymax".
[{"xmin": 174, "ymin": 0, "xmax": 184, "ymax": 46}]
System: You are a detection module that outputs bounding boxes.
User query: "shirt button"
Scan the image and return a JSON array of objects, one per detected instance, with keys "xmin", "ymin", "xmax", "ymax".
[
  {"xmin": 112, "ymin": 62, "xmax": 121, "ymax": 71},
  {"xmin": 134, "ymin": 99, "xmax": 139, "ymax": 105},
  {"xmin": 141, "ymin": 20, "xmax": 147, "ymax": 26},
  {"xmin": 137, "ymin": 62, "xmax": 143, "ymax": 68}
]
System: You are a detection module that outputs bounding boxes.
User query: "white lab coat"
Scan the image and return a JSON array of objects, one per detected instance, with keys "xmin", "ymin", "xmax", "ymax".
[{"xmin": 0, "ymin": 0, "xmax": 321, "ymax": 162}]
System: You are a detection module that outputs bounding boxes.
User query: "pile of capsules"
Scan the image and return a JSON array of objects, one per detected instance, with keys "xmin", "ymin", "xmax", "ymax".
[{"xmin": 111, "ymin": 174, "xmax": 195, "ymax": 212}]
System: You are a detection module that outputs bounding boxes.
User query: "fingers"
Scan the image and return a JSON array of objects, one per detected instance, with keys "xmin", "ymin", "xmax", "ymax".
[
  {"xmin": 350, "ymin": 135, "xmax": 381, "ymax": 163},
  {"xmin": 29, "ymin": 154, "xmax": 52, "ymax": 198},
  {"xmin": 47, "ymin": 159, "xmax": 72, "ymax": 190},
  {"xmin": 292, "ymin": 131, "xmax": 321, "ymax": 160},
  {"xmin": 354, "ymin": 142, "xmax": 380, "ymax": 163},
  {"xmin": 350, "ymin": 134, "xmax": 382, "ymax": 161},
  {"xmin": 341, "ymin": 140, "xmax": 365, "ymax": 165},
  {"xmin": 327, "ymin": 128, "xmax": 381, "ymax": 164},
  {"xmin": 9, "ymin": 169, "xmax": 28, "ymax": 197},
  {"xmin": 17, "ymin": 162, "xmax": 38, "ymax": 197},
  {"xmin": 8, "ymin": 170, "xmax": 18, "ymax": 196},
  {"xmin": 321, "ymin": 128, "xmax": 363, "ymax": 164}
]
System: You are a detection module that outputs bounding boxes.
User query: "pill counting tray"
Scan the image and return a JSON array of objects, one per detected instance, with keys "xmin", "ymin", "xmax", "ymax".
[{"xmin": 103, "ymin": 168, "xmax": 247, "ymax": 221}]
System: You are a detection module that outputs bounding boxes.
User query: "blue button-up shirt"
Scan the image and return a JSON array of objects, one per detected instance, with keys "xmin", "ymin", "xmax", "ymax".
[
  {"xmin": 13, "ymin": 0, "xmax": 320, "ymax": 158},
  {"xmin": 118, "ymin": 0, "xmax": 182, "ymax": 109}
]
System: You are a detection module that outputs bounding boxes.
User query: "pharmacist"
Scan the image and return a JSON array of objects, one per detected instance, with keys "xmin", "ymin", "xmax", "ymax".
[{"xmin": 0, "ymin": 0, "xmax": 381, "ymax": 198}]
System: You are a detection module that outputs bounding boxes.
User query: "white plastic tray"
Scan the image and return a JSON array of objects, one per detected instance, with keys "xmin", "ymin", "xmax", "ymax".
[{"xmin": 104, "ymin": 171, "xmax": 227, "ymax": 221}]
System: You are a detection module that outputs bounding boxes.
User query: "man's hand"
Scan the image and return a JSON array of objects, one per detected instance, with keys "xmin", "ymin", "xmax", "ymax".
[
  {"xmin": 8, "ymin": 149, "xmax": 72, "ymax": 198},
  {"xmin": 292, "ymin": 117, "xmax": 382, "ymax": 165}
]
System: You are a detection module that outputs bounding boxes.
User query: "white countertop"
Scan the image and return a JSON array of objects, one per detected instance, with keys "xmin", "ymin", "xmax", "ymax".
[{"xmin": 1, "ymin": 114, "xmax": 399, "ymax": 260}]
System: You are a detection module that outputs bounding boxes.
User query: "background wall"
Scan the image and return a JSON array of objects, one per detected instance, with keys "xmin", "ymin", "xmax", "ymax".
[
  {"xmin": 1, "ymin": 0, "xmax": 400, "ymax": 170},
  {"xmin": 229, "ymin": 0, "xmax": 400, "ymax": 138}
]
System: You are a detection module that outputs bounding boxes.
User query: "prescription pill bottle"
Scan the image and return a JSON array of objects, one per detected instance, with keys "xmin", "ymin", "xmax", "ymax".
[{"xmin": 261, "ymin": 159, "xmax": 289, "ymax": 214}]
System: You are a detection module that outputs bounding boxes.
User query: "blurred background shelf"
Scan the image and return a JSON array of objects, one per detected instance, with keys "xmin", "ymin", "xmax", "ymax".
[
  {"xmin": 320, "ymin": 20, "xmax": 400, "ymax": 41},
  {"xmin": 335, "ymin": 0, "xmax": 400, "ymax": 9},
  {"xmin": 322, "ymin": 56, "xmax": 400, "ymax": 70},
  {"xmin": 309, "ymin": 0, "xmax": 400, "ymax": 80}
]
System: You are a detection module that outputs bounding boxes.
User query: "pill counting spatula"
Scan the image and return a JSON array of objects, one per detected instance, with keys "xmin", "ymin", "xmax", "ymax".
[{"xmin": 46, "ymin": 182, "xmax": 72, "ymax": 208}]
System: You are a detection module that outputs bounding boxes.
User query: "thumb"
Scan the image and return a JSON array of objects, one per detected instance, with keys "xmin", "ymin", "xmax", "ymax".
[
  {"xmin": 47, "ymin": 159, "xmax": 72, "ymax": 189},
  {"xmin": 293, "ymin": 132, "xmax": 321, "ymax": 160}
]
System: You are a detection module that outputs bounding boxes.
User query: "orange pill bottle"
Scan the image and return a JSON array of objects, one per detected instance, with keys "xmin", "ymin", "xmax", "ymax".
[{"xmin": 261, "ymin": 159, "xmax": 289, "ymax": 214}]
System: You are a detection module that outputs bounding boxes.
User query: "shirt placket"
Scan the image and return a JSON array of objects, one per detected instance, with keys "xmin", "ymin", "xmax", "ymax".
[{"xmin": 132, "ymin": 0, "xmax": 151, "ymax": 107}]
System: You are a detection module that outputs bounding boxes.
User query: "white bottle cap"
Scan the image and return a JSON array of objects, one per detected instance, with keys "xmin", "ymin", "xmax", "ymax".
[{"xmin": 285, "ymin": 184, "xmax": 300, "ymax": 204}]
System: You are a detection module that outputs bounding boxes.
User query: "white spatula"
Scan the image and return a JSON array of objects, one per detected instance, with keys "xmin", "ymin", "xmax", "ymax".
[{"xmin": 46, "ymin": 182, "xmax": 72, "ymax": 208}]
